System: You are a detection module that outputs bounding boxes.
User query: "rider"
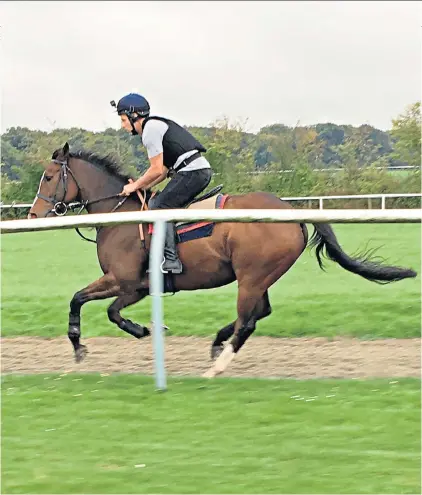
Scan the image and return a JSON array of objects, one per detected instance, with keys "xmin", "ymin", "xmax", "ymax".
[{"xmin": 111, "ymin": 93, "xmax": 213, "ymax": 274}]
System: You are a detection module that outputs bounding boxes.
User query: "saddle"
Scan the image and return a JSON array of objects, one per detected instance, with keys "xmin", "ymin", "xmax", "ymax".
[
  {"xmin": 146, "ymin": 184, "xmax": 228, "ymax": 234},
  {"xmin": 184, "ymin": 184, "xmax": 224, "ymax": 207}
]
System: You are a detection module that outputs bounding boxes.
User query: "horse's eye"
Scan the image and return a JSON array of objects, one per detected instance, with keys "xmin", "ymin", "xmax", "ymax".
[{"xmin": 45, "ymin": 176, "xmax": 53, "ymax": 182}]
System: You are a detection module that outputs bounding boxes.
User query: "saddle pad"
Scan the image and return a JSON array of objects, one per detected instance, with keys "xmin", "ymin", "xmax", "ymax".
[{"xmin": 148, "ymin": 194, "xmax": 228, "ymax": 235}]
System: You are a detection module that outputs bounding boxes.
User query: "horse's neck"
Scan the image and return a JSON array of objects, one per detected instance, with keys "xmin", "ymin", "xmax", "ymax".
[{"xmin": 71, "ymin": 159, "xmax": 140, "ymax": 214}]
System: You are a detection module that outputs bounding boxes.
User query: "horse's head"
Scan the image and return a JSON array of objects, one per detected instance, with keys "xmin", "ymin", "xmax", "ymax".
[{"xmin": 28, "ymin": 143, "xmax": 80, "ymax": 219}]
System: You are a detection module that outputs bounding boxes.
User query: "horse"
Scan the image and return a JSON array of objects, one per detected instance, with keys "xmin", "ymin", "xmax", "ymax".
[{"xmin": 27, "ymin": 142, "xmax": 417, "ymax": 377}]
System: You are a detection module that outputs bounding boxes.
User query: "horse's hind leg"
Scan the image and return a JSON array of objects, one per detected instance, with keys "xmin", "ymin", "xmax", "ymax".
[
  {"xmin": 232, "ymin": 290, "xmax": 272, "ymax": 353},
  {"xmin": 210, "ymin": 291, "xmax": 272, "ymax": 359},
  {"xmin": 204, "ymin": 287, "xmax": 270, "ymax": 377},
  {"xmin": 69, "ymin": 273, "xmax": 120, "ymax": 362},
  {"xmin": 107, "ymin": 290, "xmax": 150, "ymax": 339},
  {"xmin": 211, "ymin": 322, "xmax": 235, "ymax": 359}
]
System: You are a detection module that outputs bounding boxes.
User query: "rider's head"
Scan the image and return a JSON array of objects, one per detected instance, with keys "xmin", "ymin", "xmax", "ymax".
[{"xmin": 110, "ymin": 93, "xmax": 150, "ymax": 135}]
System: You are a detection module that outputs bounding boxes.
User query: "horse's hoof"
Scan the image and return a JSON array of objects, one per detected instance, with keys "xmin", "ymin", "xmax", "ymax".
[
  {"xmin": 74, "ymin": 345, "xmax": 88, "ymax": 363},
  {"xmin": 125, "ymin": 320, "xmax": 151, "ymax": 339},
  {"xmin": 202, "ymin": 368, "xmax": 217, "ymax": 379},
  {"xmin": 211, "ymin": 345, "xmax": 223, "ymax": 360},
  {"xmin": 150, "ymin": 321, "xmax": 170, "ymax": 332}
]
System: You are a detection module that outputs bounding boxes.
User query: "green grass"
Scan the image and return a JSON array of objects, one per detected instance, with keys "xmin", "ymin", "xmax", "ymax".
[
  {"xmin": 2, "ymin": 374, "xmax": 420, "ymax": 494},
  {"xmin": 1, "ymin": 224, "xmax": 420, "ymax": 339}
]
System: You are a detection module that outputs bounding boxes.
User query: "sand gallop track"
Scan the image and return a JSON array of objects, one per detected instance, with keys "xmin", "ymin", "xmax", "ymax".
[{"xmin": 1, "ymin": 336, "xmax": 420, "ymax": 379}]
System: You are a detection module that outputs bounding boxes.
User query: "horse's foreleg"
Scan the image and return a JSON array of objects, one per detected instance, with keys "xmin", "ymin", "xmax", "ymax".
[
  {"xmin": 69, "ymin": 273, "xmax": 120, "ymax": 362},
  {"xmin": 107, "ymin": 290, "xmax": 151, "ymax": 339}
]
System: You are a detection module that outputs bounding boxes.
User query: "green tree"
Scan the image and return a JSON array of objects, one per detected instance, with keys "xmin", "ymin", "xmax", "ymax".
[{"xmin": 390, "ymin": 101, "xmax": 421, "ymax": 167}]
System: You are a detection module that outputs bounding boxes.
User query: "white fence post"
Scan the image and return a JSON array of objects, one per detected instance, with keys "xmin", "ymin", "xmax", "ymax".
[
  {"xmin": 149, "ymin": 219, "xmax": 167, "ymax": 391},
  {"xmin": 319, "ymin": 198, "xmax": 324, "ymax": 210},
  {"xmin": 381, "ymin": 196, "xmax": 386, "ymax": 210}
]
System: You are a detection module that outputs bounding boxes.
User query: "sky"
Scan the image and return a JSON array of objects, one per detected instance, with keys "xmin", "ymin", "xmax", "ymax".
[{"xmin": 1, "ymin": 1, "xmax": 421, "ymax": 134}]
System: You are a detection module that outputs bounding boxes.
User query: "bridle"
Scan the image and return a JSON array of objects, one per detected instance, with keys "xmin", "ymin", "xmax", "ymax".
[
  {"xmin": 38, "ymin": 157, "xmax": 130, "ymax": 216},
  {"xmin": 36, "ymin": 159, "xmax": 75, "ymax": 217},
  {"xmin": 37, "ymin": 157, "xmax": 146, "ymax": 244}
]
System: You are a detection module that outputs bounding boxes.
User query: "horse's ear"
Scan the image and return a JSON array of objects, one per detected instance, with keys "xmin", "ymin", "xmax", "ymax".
[{"xmin": 63, "ymin": 142, "xmax": 70, "ymax": 157}]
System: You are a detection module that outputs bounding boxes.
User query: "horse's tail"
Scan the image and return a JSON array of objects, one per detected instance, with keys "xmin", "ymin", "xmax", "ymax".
[{"xmin": 308, "ymin": 223, "xmax": 417, "ymax": 284}]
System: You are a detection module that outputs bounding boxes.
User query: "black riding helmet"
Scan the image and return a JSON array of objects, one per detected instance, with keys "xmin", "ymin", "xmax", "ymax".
[{"xmin": 110, "ymin": 93, "xmax": 150, "ymax": 135}]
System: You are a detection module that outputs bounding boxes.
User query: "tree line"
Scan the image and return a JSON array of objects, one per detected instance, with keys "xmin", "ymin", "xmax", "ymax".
[{"xmin": 1, "ymin": 101, "xmax": 420, "ymax": 216}]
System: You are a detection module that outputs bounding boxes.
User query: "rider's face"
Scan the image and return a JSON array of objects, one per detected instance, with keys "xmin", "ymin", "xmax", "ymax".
[
  {"xmin": 120, "ymin": 114, "xmax": 143, "ymax": 134},
  {"xmin": 120, "ymin": 114, "xmax": 133, "ymax": 133}
]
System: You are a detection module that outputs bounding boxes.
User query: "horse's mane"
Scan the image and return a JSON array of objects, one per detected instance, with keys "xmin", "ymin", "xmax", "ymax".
[
  {"xmin": 52, "ymin": 147, "xmax": 155, "ymax": 202},
  {"xmin": 73, "ymin": 150, "xmax": 133, "ymax": 183},
  {"xmin": 52, "ymin": 148, "xmax": 132, "ymax": 183}
]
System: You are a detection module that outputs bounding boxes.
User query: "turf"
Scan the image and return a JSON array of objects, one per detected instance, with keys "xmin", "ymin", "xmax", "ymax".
[
  {"xmin": 1, "ymin": 224, "xmax": 420, "ymax": 339},
  {"xmin": 1, "ymin": 374, "xmax": 420, "ymax": 494}
]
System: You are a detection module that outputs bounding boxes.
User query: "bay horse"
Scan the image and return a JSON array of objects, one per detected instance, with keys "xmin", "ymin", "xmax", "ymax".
[{"xmin": 28, "ymin": 143, "xmax": 417, "ymax": 377}]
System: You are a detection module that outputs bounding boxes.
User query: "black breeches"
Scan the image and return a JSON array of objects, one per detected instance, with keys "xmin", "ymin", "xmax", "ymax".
[{"xmin": 148, "ymin": 169, "xmax": 212, "ymax": 210}]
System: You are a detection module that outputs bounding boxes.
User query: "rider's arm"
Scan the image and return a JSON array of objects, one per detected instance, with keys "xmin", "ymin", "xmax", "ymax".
[
  {"xmin": 147, "ymin": 167, "xmax": 169, "ymax": 189},
  {"xmin": 131, "ymin": 154, "xmax": 165, "ymax": 190}
]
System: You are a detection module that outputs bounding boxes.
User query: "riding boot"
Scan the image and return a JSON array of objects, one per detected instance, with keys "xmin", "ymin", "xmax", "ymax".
[{"xmin": 161, "ymin": 222, "xmax": 183, "ymax": 274}]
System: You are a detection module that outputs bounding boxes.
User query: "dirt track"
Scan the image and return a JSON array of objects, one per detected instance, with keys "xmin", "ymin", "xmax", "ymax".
[{"xmin": 1, "ymin": 336, "xmax": 420, "ymax": 378}]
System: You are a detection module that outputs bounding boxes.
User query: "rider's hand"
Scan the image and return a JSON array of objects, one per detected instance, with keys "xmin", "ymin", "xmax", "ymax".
[{"xmin": 120, "ymin": 183, "xmax": 138, "ymax": 196}]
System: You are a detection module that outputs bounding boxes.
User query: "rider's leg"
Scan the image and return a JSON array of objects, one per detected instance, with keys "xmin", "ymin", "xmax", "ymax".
[{"xmin": 149, "ymin": 169, "xmax": 212, "ymax": 274}]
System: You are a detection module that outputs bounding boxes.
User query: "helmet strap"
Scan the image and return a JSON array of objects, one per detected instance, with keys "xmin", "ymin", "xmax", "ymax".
[
  {"xmin": 129, "ymin": 117, "xmax": 138, "ymax": 135},
  {"xmin": 128, "ymin": 112, "xmax": 142, "ymax": 135}
]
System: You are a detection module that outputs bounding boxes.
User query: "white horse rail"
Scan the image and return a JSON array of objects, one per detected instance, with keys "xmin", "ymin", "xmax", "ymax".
[
  {"xmin": 1, "ymin": 193, "xmax": 421, "ymax": 212},
  {"xmin": 1, "ymin": 208, "xmax": 421, "ymax": 234},
  {"xmin": 1, "ymin": 208, "xmax": 421, "ymax": 390},
  {"xmin": 0, "ymin": 201, "xmax": 81, "ymax": 209},
  {"xmin": 212, "ymin": 165, "xmax": 420, "ymax": 176},
  {"xmin": 280, "ymin": 193, "xmax": 422, "ymax": 210}
]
